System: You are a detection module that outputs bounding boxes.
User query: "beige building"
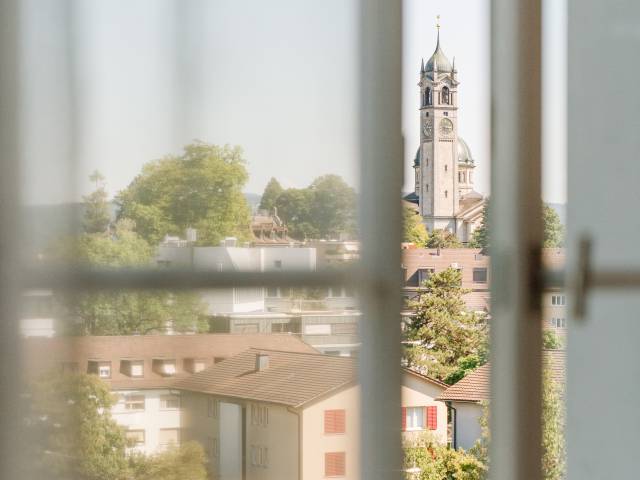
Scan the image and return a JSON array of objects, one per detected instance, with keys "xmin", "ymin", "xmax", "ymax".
[
  {"xmin": 21, "ymin": 334, "xmax": 316, "ymax": 456},
  {"xmin": 401, "ymin": 247, "xmax": 567, "ymax": 333},
  {"xmin": 437, "ymin": 350, "xmax": 565, "ymax": 451},
  {"xmin": 176, "ymin": 348, "xmax": 448, "ymax": 480}
]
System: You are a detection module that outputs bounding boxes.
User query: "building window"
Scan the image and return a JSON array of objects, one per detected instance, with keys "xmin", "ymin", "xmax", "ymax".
[
  {"xmin": 125, "ymin": 430, "xmax": 145, "ymax": 447},
  {"xmin": 324, "ymin": 409, "xmax": 346, "ymax": 434},
  {"xmin": 441, "ymin": 86, "xmax": 450, "ymax": 104},
  {"xmin": 404, "ymin": 406, "xmax": 425, "ymax": 430},
  {"xmin": 325, "ymin": 452, "xmax": 346, "ymax": 477},
  {"xmin": 303, "ymin": 324, "xmax": 332, "ymax": 335},
  {"xmin": 160, "ymin": 394, "xmax": 180, "ymax": 410},
  {"xmin": 153, "ymin": 359, "xmax": 177, "ymax": 376},
  {"xmin": 207, "ymin": 397, "xmax": 219, "ymax": 419},
  {"xmin": 418, "ymin": 268, "xmax": 435, "ymax": 285},
  {"xmin": 445, "ymin": 190, "xmax": 448, "ymax": 198},
  {"xmin": 443, "ymin": 111, "xmax": 449, "ymax": 116},
  {"xmin": 159, "ymin": 429, "xmax": 180, "ymax": 449},
  {"xmin": 550, "ymin": 317, "xmax": 566, "ymax": 328},
  {"xmin": 250, "ymin": 445, "xmax": 269, "ymax": 468},
  {"xmin": 266, "ymin": 287, "xmax": 279, "ymax": 298},
  {"xmin": 213, "ymin": 356, "xmax": 226, "ymax": 364},
  {"xmin": 251, "ymin": 404, "xmax": 269, "ymax": 427},
  {"xmin": 98, "ymin": 362, "xmax": 111, "ymax": 379},
  {"xmin": 473, "ymin": 268, "xmax": 488, "ymax": 283},
  {"xmin": 444, "ymin": 164, "xmax": 448, "ymax": 172},
  {"xmin": 332, "ymin": 323, "xmax": 358, "ymax": 335},
  {"xmin": 207, "ymin": 436, "xmax": 219, "ymax": 460},
  {"xmin": 426, "ymin": 183, "xmax": 429, "ymax": 192},
  {"xmin": 123, "ymin": 394, "xmax": 145, "ymax": 411},
  {"xmin": 458, "ymin": 172, "xmax": 462, "ymax": 182},
  {"xmin": 551, "ymin": 294, "xmax": 566, "ymax": 306},
  {"xmin": 129, "ymin": 360, "xmax": 144, "ymax": 377}
]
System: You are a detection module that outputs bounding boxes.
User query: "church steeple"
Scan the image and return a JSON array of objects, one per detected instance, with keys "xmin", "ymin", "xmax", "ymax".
[{"xmin": 425, "ymin": 17, "xmax": 452, "ymax": 73}]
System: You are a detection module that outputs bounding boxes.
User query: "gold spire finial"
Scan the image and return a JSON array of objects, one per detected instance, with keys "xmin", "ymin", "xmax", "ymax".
[{"xmin": 436, "ymin": 15, "xmax": 441, "ymax": 30}]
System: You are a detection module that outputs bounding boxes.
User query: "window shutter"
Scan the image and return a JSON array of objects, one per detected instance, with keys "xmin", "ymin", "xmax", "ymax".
[
  {"xmin": 401, "ymin": 407, "xmax": 407, "ymax": 431},
  {"xmin": 325, "ymin": 452, "xmax": 346, "ymax": 477},
  {"xmin": 426, "ymin": 406, "xmax": 437, "ymax": 430},
  {"xmin": 324, "ymin": 409, "xmax": 346, "ymax": 434}
]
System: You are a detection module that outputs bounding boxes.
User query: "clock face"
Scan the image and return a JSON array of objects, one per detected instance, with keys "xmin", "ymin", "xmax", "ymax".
[
  {"xmin": 423, "ymin": 120, "xmax": 433, "ymax": 138},
  {"xmin": 439, "ymin": 118, "xmax": 454, "ymax": 136}
]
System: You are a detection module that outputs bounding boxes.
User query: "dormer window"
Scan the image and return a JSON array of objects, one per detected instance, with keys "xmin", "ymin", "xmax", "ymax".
[
  {"xmin": 88, "ymin": 360, "xmax": 111, "ymax": 379},
  {"xmin": 153, "ymin": 359, "xmax": 177, "ymax": 377},
  {"xmin": 121, "ymin": 360, "xmax": 144, "ymax": 378}
]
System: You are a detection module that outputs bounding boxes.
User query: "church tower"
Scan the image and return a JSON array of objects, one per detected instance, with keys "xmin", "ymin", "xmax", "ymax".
[{"xmin": 416, "ymin": 20, "xmax": 460, "ymax": 233}]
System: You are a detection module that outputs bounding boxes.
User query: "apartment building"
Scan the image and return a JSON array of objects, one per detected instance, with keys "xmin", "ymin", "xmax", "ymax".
[
  {"xmin": 402, "ymin": 248, "xmax": 567, "ymax": 332},
  {"xmin": 437, "ymin": 350, "xmax": 565, "ymax": 450},
  {"xmin": 20, "ymin": 334, "xmax": 316, "ymax": 455},
  {"xmin": 176, "ymin": 349, "xmax": 448, "ymax": 480}
]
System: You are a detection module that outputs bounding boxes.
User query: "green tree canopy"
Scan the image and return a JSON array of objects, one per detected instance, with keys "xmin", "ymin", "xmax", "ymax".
[
  {"xmin": 83, "ymin": 170, "xmax": 112, "ymax": 234},
  {"xmin": 273, "ymin": 175, "xmax": 357, "ymax": 240},
  {"xmin": 426, "ymin": 229, "xmax": 462, "ymax": 249},
  {"xmin": 24, "ymin": 372, "xmax": 129, "ymax": 480},
  {"xmin": 117, "ymin": 142, "xmax": 251, "ymax": 246},
  {"xmin": 543, "ymin": 205, "xmax": 564, "ymax": 248},
  {"xmin": 129, "ymin": 442, "xmax": 207, "ymax": 480},
  {"xmin": 404, "ymin": 268, "xmax": 488, "ymax": 383},
  {"xmin": 403, "ymin": 433, "xmax": 485, "ymax": 480},
  {"xmin": 259, "ymin": 177, "xmax": 284, "ymax": 213},
  {"xmin": 469, "ymin": 203, "xmax": 564, "ymax": 249},
  {"xmin": 403, "ymin": 205, "xmax": 429, "ymax": 247}
]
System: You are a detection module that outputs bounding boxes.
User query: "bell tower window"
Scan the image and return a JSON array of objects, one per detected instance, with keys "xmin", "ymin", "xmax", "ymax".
[
  {"xmin": 441, "ymin": 86, "xmax": 450, "ymax": 105},
  {"xmin": 423, "ymin": 87, "xmax": 432, "ymax": 107}
]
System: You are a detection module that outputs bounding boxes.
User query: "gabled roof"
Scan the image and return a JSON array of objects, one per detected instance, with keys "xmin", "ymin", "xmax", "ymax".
[
  {"xmin": 21, "ymin": 334, "xmax": 317, "ymax": 390},
  {"xmin": 174, "ymin": 349, "xmax": 447, "ymax": 408},
  {"xmin": 437, "ymin": 350, "xmax": 566, "ymax": 403},
  {"xmin": 174, "ymin": 348, "xmax": 355, "ymax": 408}
]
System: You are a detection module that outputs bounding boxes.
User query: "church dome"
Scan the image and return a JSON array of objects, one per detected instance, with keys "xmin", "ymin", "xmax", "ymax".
[
  {"xmin": 457, "ymin": 137, "xmax": 474, "ymax": 165},
  {"xmin": 413, "ymin": 147, "xmax": 421, "ymax": 166},
  {"xmin": 425, "ymin": 35, "xmax": 453, "ymax": 73}
]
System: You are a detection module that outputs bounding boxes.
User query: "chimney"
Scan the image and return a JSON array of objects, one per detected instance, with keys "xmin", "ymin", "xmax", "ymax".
[{"xmin": 255, "ymin": 353, "xmax": 269, "ymax": 371}]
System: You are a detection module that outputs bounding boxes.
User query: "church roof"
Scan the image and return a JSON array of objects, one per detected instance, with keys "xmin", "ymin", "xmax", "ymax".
[
  {"xmin": 457, "ymin": 137, "xmax": 475, "ymax": 165},
  {"xmin": 414, "ymin": 137, "xmax": 474, "ymax": 167},
  {"xmin": 425, "ymin": 31, "xmax": 453, "ymax": 74}
]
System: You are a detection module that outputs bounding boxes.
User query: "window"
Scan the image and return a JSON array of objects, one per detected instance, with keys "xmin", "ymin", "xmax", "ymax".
[
  {"xmin": 325, "ymin": 452, "xmax": 346, "ymax": 477},
  {"xmin": 123, "ymin": 394, "xmax": 145, "ymax": 411},
  {"xmin": 550, "ymin": 317, "xmax": 566, "ymax": 328},
  {"xmin": 444, "ymin": 164, "xmax": 448, "ymax": 172},
  {"xmin": 424, "ymin": 87, "xmax": 432, "ymax": 106},
  {"xmin": 441, "ymin": 86, "xmax": 450, "ymax": 104},
  {"xmin": 160, "ymin": 394, "xmax": 180, "ymax": 410},
  {"xmin": 251, "ymin": 404, "xmax": 269, "ymax": 427},
  {"xmin": 443, "ymin": 111, "xmax": 449, "ymax": 116},
  {"xmin": 207, "ymin": 436, "xmax": 219, "ymax": 459},
  {"xmin": 125, "ymin": 430, "xmax": 145, "ymax": 446},
  {"xmin": 303, "ymin": 324, "xmax": 332, "ymax": 335},
  {"xmin": 445, "ymin": 190, "xmax": 448, "ymax": 198},
  {"xmin": 129, "ymin": 360, "xmax": 144, "ymax": 377},
  {"xmin": 551, "ymin": 294, "xmax": 566, "ymax": 306},
  {"xmin": 324, "ymin": 409, "xmax": 346, "ymax": 434},
  {"xmin": 193, "ymin": 359, "xmax": 206, "ymax": 373},
  {"xmin": 418, "ymin": 268, "xmax": 435, "ymax": 285},
  {"xmin": 332, "ymin": 323, "xmax": 358, "ymax": 335},
  {"xmin": 403, "ymin": 406, "xmax": 425, "ymax": 431},
  {"xmin": 266, "ymin": 287, "xmax": 279, "ymax": 298},
  {"xmin": 158, "ymin": 428, "xmax": 180, "ymax": 448},
  {"xmin": 99, "ymin": 362, "xmax": 111, "ymax": 379},
  {"xmin": 207, "ymin": 397, "xmax": 219, "ymax": 419},
  {"xmin": 473, "ymin": 268, "xmax": 488, "ymax": 283},
  {"xmin": 213, "ymin": 356, "xmax": 226, "ymax": 364},
  {"xmin": 250, "ymin": 445, "xmax": 269, "ymax": 468},
  {"xmin": 154, "ymin": 359, "xmax": 176, "ymax": 376}
]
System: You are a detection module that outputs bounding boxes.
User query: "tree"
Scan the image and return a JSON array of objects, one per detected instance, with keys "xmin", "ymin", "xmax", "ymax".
[
  {"xmin": 129, "ymin": 442, "xmax": 207, "ymax": 480},
  {"xmin": 471, "ymin": 364, "xmax": 565, "ymax": 480},
  {"xmin": 404, "ymin": 268, "xmax": 488, "ymax": 382},
  {"xmin": 542, "ymin": 330, "xmax": 564, "ymax": 350},
  {"xmin": 52, "ymin": 220, "xmax": 207, "ymax": 336},
  {"xmin": 543, "ymin": 205, "xmax": 564, "ymax": 248},
  {"xmin": 426, "ymin": 229, "xmax": 461, "ymax": 249},
  {"xmin": 468, "ymin": 203, "xmax": 564, "ymax": 249},
  {"xmin": 272, "ymin": 175, "xmax": 357, "ymax": 240},
  {"xmin": 403, "ymin": 433, "xmax": 485, "ymax": 480},
  {"xmin": 469, "ymin": 203, "xmax": 489, "ymax": 248},
  {"xmin": 403, "ymin": 205, "xmax": 429, "ymax": 247},
  {"xmin": 24, "ymin": 372, "xmax": 129, "ymax": 480},
  {"xmin": 83, "ymin": 170, "xmax": 111, "ymax": 234},
  {"xmin": 117, "ymin": 141, "xmax": 251, "ymax": 246},
  {"xmin": 259, "ymin": 177, "xmax": 284, "ymax": 213}
]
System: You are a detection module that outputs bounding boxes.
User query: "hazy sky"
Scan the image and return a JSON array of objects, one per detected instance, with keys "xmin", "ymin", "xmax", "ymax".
[{"xmin": 20, "ymin": 0, "xmax": 566, "ymax": 205}]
